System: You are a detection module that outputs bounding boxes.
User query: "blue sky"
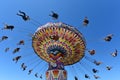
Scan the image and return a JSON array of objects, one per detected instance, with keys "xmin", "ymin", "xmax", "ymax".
[{"xmin": 0, "ymin": 0, "xmax": 120, "ymax": 80}]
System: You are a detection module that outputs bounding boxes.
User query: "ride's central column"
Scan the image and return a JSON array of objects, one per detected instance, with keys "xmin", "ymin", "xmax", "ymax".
[{"xmin": 46, "ymin": 62, "xmax": 67, "ymax": 80}]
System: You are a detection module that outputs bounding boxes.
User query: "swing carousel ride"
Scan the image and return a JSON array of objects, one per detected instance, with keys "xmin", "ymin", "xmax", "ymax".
[{"xmin": 0, "ymin": 11, "xmax": 118, "ymax": 80}]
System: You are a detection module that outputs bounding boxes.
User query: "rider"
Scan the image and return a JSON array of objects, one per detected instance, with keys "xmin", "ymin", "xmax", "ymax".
[
  {"xmin": 49, "ymin": 11, "xmax": 59, "ymax": 20},
  {"xmin": 17, "ymin": 10, "xmax": 30, "ymax": 21}
]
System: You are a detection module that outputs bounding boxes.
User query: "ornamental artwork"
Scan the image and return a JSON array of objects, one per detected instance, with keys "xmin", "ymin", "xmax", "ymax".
[{"xmin": 32, "ymin": 22, "xmax": 86, "ymax": 66}]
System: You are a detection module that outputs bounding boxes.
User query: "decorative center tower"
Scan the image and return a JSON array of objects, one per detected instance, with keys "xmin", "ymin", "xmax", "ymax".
[{"xmin": 32, "ymin": 22, "xmax": 86, "ymax": 80}]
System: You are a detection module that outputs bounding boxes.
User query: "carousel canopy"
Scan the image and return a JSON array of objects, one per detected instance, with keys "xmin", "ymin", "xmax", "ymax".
[{"xmin": 32, "ymin": 22, "xmax": 86, "ymax": 66}]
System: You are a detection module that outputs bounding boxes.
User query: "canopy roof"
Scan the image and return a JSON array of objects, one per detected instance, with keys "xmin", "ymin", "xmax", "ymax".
[{"xmin": 32, "ymin": 22, "xmax": 86, "ymax": 66}]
